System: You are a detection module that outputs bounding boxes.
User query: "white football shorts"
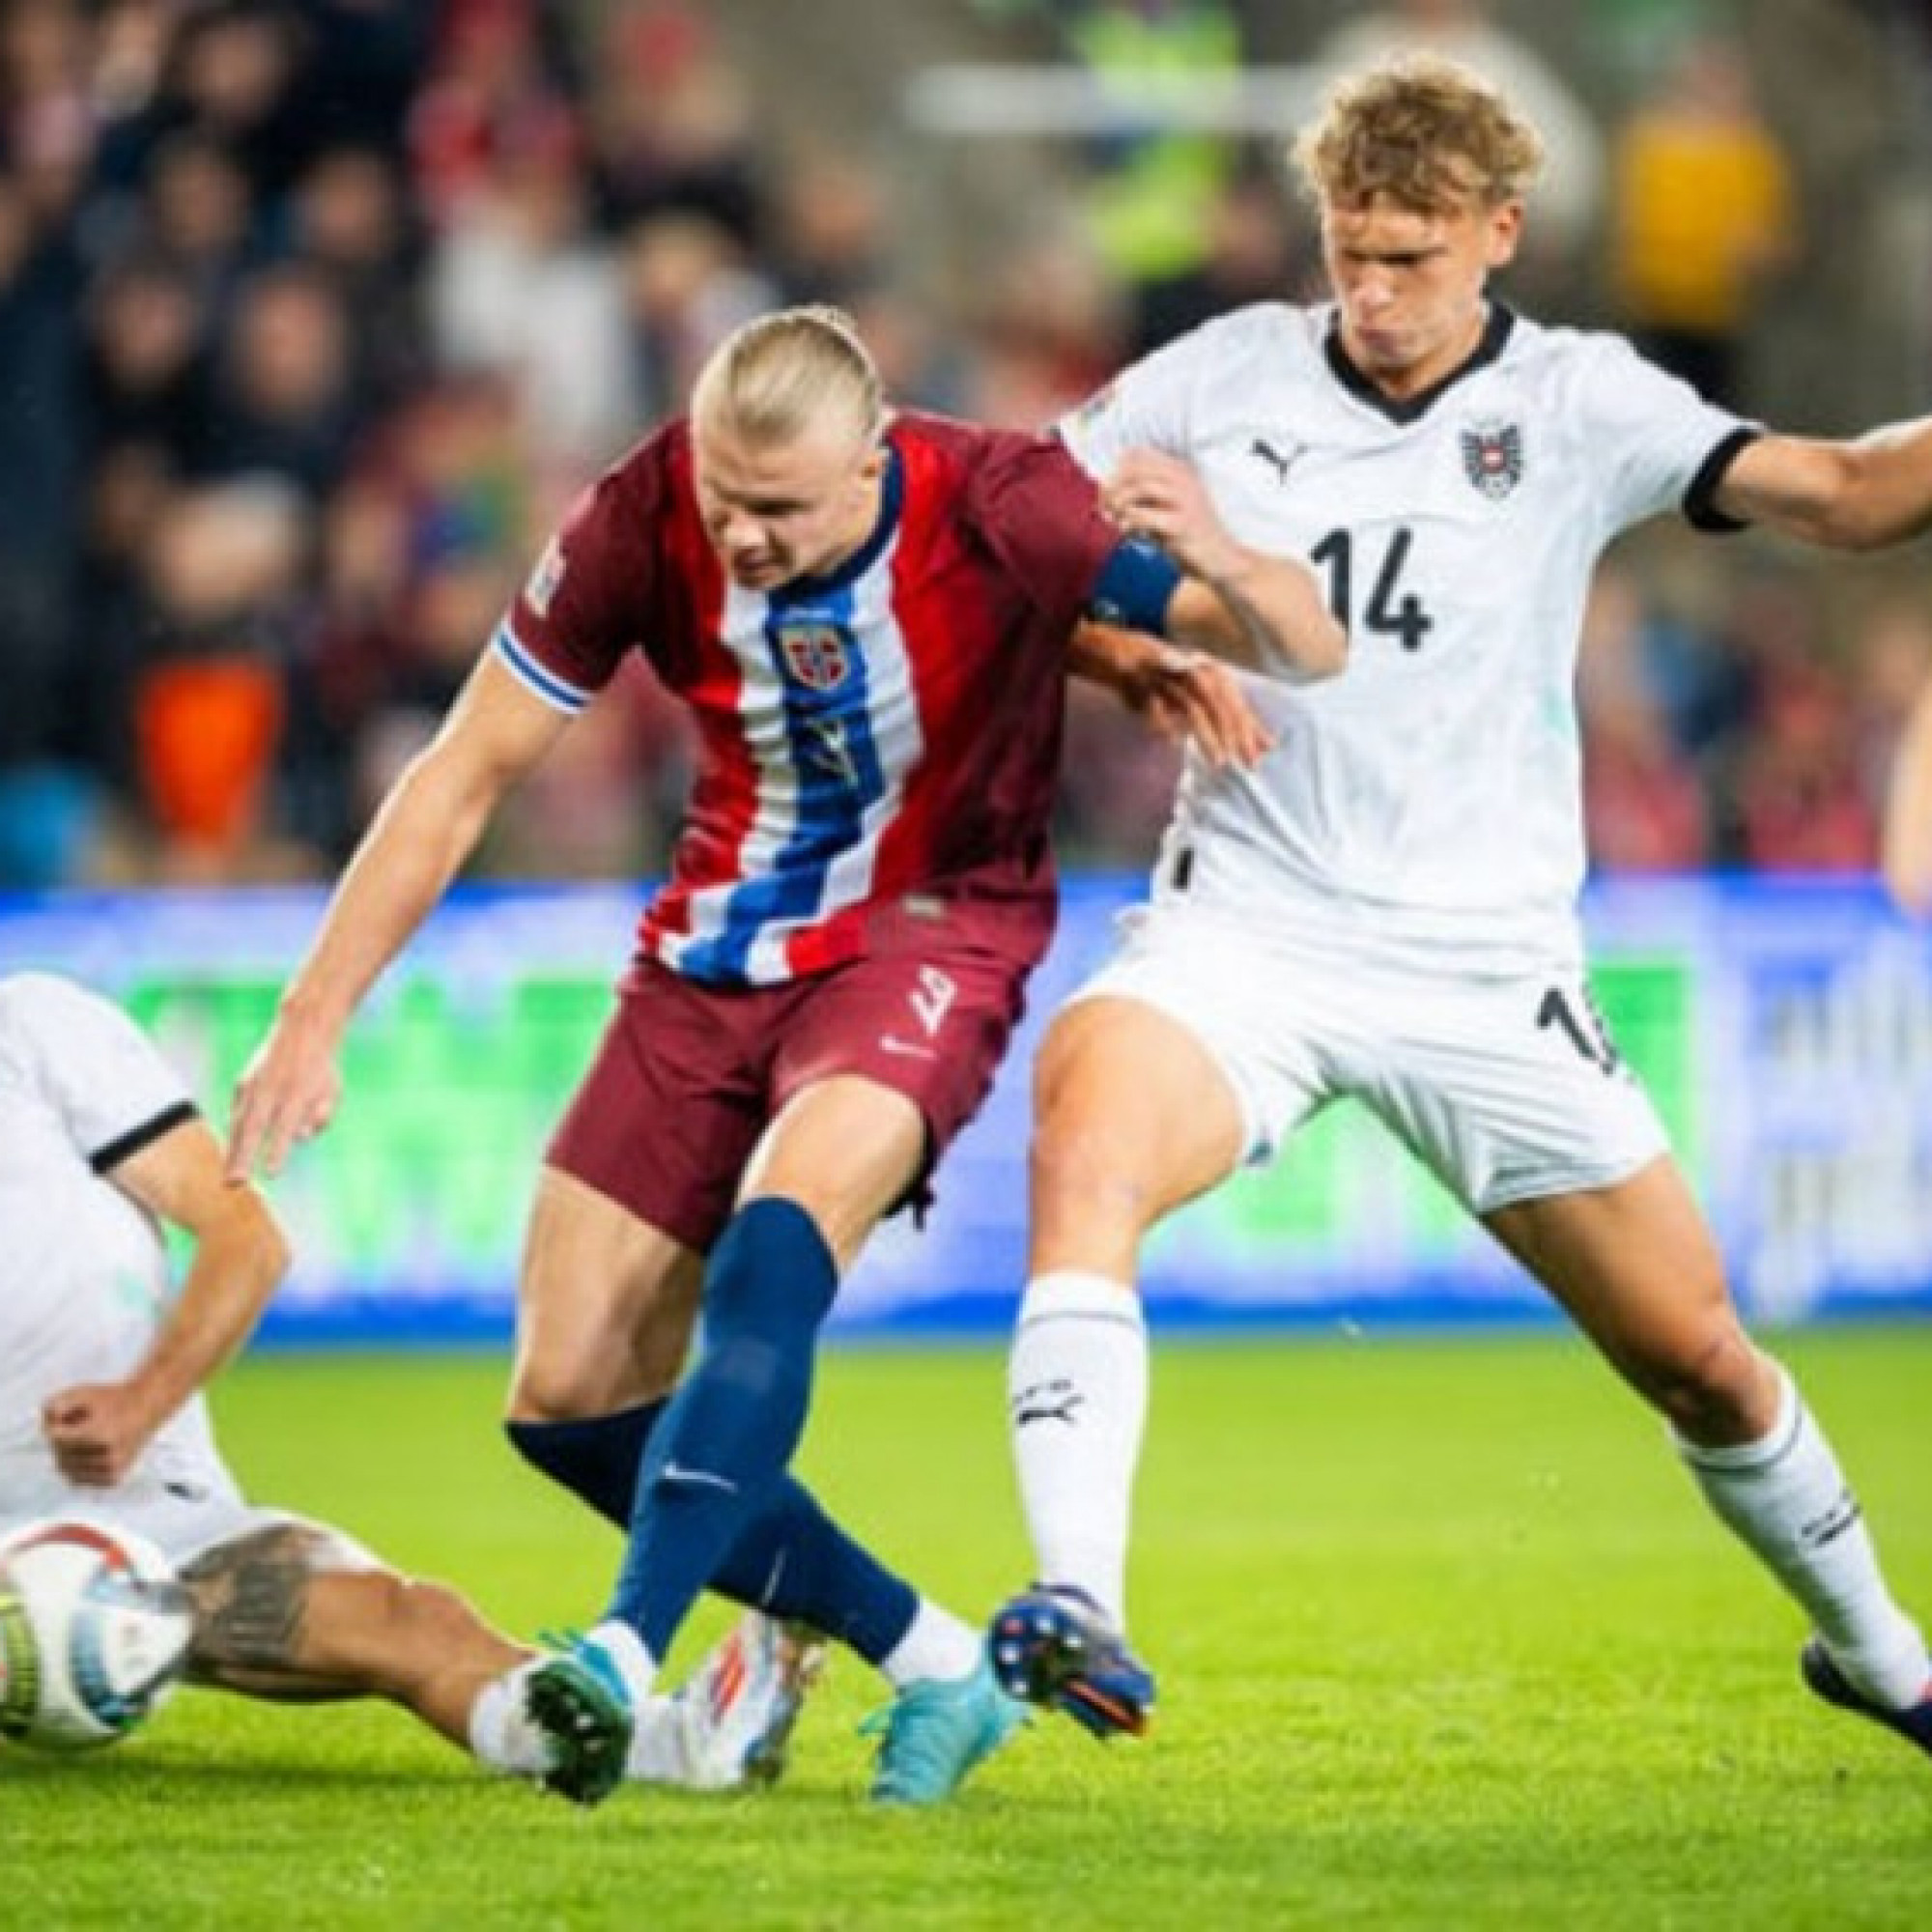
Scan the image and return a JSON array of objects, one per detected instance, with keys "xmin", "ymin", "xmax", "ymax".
[
  {"xmin": 0, "ymin": 1448, "xmax": 296, "ymax": 1569},
  {"xmin": 1069, "ymin": 903, "xmax": 1669, "ymax": 1214}
]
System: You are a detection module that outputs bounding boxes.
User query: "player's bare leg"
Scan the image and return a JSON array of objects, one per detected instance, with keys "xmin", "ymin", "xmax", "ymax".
[
  {"xmin": 1028, "ymin": 997, "xmax": 1247, "ymax": 1285},
  {"xmin": 179, "ymin": 1520, "xmax": 826, "ymax": 1787},
  {"xmin": 992, "ymin": 996, "xmax": 1244, "ymax": 1738},
  {"xmin": 1486, "ymin": 1159, "xmax": 1932, "ymax": 1748},
  {"xmin": 508, "ymin": 1169, "xmax": 701, "ymax": 1427},
  {"xmin": 734, "ymin": 1075, "xmax": 924, "ymax": 1268},
  {"xmin": 509, "ymin": 1175, "xmax": 757, "ymax": 1802},
  {"xmin": 182, "ymin": 1522, "xmax": 518, "ymax": 1744}
]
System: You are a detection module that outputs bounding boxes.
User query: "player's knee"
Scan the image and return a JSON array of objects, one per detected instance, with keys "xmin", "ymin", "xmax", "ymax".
[
  {"xmin": 1638, "ymin": 1321, "xmax": 1774, "ymax": 1440},
  {"xmin": 506, "ymin": 1350, "xmax": 616, "ymax": 1424},
  {"xmin": 1029, "ymin": 1115, "xmax": 1149, "ymax": 1228}
]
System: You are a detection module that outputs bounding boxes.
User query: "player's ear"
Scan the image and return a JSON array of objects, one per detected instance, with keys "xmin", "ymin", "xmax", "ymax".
[{"xmin": 1483, "ymin": 199, "xmax": 1524, "ymax": 270}]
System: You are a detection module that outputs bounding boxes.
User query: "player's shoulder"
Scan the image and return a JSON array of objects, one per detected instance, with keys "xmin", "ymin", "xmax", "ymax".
[
  {"xmin": 1140, "ymin": 300, "xmax": 1321, "ymax": 381},
  {"xmin": 593, "ymin": 417, "xmax": 694, "ymax": 514},
  {"xmin": 0, "ymin": 973, "xmax": 124, "ymax": 1079},
  {"xmin": 1496, "ymin": 312, "xmax": 1659, "ymax": 392},
  {"xmin": 0, "ymin": 971, "xmax": 113, "ymax": 1037},
  {"xmin": 893, "ymin": 409, "xmax": 1080, "ymax": 499},
  {"xmin": 892, "ymin": 408, "xmax": 1040, "ymax": 466},
  {"xmin": 536, "ymin": 419, "xmax": 694, "ymax": 613}
]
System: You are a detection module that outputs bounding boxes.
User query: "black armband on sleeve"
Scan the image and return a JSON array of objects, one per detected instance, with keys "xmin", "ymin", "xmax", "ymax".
[
  {"xmin": 89, "ymin": 1099, "xmax": 199, "ymax": 1174},
  {"xmin": 1685, "ymin": 426, "xmax": 1764, "ymax": 533}
]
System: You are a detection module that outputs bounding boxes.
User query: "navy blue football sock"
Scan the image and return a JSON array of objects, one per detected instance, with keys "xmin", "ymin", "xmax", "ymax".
[
  {"xmin": 606, "ymin": 1197, "xmax": 839, "ymax": 1662},
  {"xmin": 506, "ymin": 1308, "xmax": 917, "ymax": 1662},
  {"xmin": 513, "ymin": 1406, "xmax": 918, "ymax": 1659},
  {"xmin": 506, "ymin": 1400, "xmax": 665, "ymax": 1525},
  {"xmin": 735, "ymin": 1479, "xmax": 919, "ymax": 1665}
]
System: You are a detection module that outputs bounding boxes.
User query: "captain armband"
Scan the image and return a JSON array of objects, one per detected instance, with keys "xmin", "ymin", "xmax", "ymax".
[{"xmin": 1087, "ymin": 536, "xmax": 1184, "ymax": 636}]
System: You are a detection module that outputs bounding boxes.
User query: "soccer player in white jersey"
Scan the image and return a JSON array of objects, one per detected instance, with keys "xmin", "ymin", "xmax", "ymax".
[
  {"xmin": 0, "ymin": 971, "xmax": 823, "ymax": 1789},
  {"xmin": 987, "ymin": 55, "xmax": 1932, "ymax": 1767}
]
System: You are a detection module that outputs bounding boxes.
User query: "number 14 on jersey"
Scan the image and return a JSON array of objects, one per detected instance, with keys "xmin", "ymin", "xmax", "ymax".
[{"xmin": 1310, "ymin": 526, "xmax": 1435, "ymax": 652}]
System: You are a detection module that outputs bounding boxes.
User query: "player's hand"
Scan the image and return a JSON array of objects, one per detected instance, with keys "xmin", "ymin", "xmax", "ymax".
[
  {"xmin": 225, "ymin": 1008, "xmax": 344, "ymax": 1180},
  {"xmin": 1134, "ymin": 645, "xmax": 1274, "ymax": 769},
  {"xmin": 42, "ymin": 1381, "xmax": 166, "ymax": 1488},
  {"xmin": 1104, "ymin": 448, "xmax": 1244, "ymax": 584}
]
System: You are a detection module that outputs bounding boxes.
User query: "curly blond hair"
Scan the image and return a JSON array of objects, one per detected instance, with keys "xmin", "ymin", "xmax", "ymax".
[{"xmin": 1292, "ymin": 54, "xmax": 1545, "ymax": 213}]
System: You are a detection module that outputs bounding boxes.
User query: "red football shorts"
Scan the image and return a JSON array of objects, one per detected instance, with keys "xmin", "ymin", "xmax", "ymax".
[{"xmin": 547, "ymin": 944, "xmax": 1030, "ymax": 1253}]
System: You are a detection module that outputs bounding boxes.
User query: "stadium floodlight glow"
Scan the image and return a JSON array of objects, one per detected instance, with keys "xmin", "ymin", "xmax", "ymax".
[{"xmin": 903, "ymin": 63, "xmax": 1324, "ymax": 138}]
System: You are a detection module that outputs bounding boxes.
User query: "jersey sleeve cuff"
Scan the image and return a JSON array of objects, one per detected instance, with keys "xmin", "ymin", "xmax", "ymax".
[
  {"xmin": 89, "ymin": 1099, "xmax": 198, "ymax": 1174},
  {"xmin": 1684, "ymin": 425, "xmax": 1763, "ymax": 533},
  {"xmin": 493, "ymin": 623, "xmax": 595, "ymax": 714}
]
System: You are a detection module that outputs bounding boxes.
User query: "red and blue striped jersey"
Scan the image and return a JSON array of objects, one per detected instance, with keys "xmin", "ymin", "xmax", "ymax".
[{"xmin": 493, "ymin": 412, "xmax": 1121, "ymax": 986}]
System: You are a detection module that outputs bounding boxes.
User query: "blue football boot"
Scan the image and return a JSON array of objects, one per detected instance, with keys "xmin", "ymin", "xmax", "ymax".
[
  {"xmin": 1801, "ymin": 1638, "xmax": 1932, "ymax": 1763},
  {"xmin": 863, "ymin": 1657, "xmax": 1028, "ymax": 1804},
  {"xmin": 987, "ymin": 1582, "xmax": 1155, "ymax": 1741}
]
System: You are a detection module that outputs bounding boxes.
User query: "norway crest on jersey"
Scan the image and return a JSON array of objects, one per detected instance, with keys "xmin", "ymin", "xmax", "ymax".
[
  {"xmin": 1460, "ymin": 418, "xmax": 1524, "ymax": 500},
  {"xmin": 777, "ymin": 623, "xmax": 853, "ymax": 692}
]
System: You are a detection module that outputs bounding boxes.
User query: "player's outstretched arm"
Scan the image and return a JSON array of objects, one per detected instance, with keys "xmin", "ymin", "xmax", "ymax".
[
  {"xmin": 1716, "ymin": 417, "xmax": 1932, "ymax": 551},
  {"xmin": 1883, "ymin": 673, "xmax": 1932, "ymax": 916},
  {"xmin": 1105, "ymin": 447, "xmax": 1348, "ymax": 679},
  {"xmin": 43, "ymin": 1117, "xmax": 288, "ymax": 1486},
  {"xmin": 226, "ymin": 655, "xmax": 571, "ymax": 1179}
]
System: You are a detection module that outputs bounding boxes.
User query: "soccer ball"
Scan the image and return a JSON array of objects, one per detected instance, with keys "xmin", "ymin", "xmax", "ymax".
[{"xmin": 0, "ymin": 1519, "xmax": 194, "ymax": 1751}]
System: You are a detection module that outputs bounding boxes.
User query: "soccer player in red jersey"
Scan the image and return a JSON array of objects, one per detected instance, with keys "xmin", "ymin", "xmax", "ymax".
[{"xmin": 228, "ymin": 305, "xmax": 1345, "ymax": 1805}]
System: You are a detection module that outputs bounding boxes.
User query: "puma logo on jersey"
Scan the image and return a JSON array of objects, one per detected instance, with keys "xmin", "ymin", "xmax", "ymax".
[{"xmin": 1250, "ymin": 437, "xmax": 1299, "ymax": 485}]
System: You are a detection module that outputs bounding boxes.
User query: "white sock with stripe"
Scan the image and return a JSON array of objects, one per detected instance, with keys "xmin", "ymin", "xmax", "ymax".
[
  {"xmin": 1008, "ymin": 1268, "xmax": 1149, "ymax": 1630},
  {"xmin": 1677, "ymin": 1363, "xmax": 1930, "ymax": 1708}
]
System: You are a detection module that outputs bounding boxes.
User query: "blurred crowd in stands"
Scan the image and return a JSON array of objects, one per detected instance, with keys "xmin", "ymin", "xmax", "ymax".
[{"xmin": 1, "ymin": 0, "xmax": 1928, "ymax": 891}]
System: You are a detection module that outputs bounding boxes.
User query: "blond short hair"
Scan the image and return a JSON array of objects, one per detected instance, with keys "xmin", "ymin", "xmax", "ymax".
[
  {"xmin": 691, "ymin": 305, "xmax": 886, "ymax": 450},
  {"xmin": 1292, "ymin": 54, "xmax": 1545, "ymax": 213}
]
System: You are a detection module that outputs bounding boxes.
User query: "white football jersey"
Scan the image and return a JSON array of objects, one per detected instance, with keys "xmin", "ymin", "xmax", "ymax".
[
  {"xmin": 0, "ymin": 974, "xmax": 224, "ymax": 1503},
  {"xmin": 1062, "ymin": 302, "xmax": 1750, "ymax": 972}
]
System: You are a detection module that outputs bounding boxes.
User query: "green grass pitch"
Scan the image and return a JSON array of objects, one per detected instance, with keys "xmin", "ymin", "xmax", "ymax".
[{"xmin": 3, "ymin": 1326, "xmax": 1928, "ymax": 1928}]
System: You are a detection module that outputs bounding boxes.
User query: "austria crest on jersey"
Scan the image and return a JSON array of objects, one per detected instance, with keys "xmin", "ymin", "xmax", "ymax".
[
  {"xmin": 776, "ymin": 622, "xmax": 853, "ymax": 693},
  {"xmin": 1461, "ymin": 418, "xmax": 1524, "ymax": 499}
]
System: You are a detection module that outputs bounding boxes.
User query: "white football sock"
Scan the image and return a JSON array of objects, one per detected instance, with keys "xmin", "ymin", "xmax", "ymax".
[
  {"xmin": 585, "ymin": 1616, "xmax": 659, "ymax": 1702},
  {"xmin": 467, "ymin": 1660, "xmax": 693, "ymax": 1782},
  {"xmin": 1677, "ymin": 1363, "xmax": 1930, "ymax": 1709},
  {"xmin": 1008, "ymin": 1269, "xmax": 1148, "ymax": 1630},
  {"xmin": 879, "ymin": 1599, "xmax": 981, "ymax": 1689},
  {"xmin": 467, "ymin": 1663, "xmax": 546, "ymax": 1776}
]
